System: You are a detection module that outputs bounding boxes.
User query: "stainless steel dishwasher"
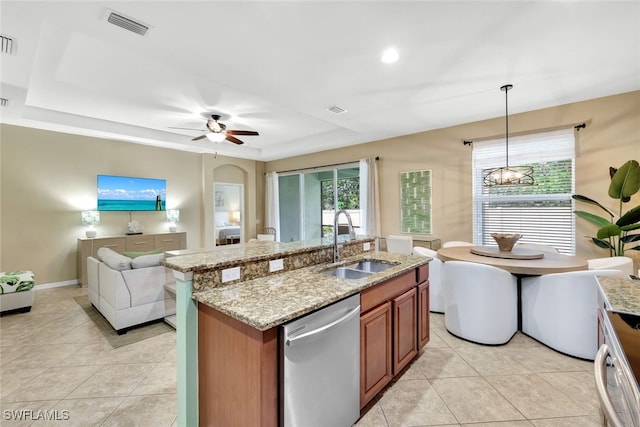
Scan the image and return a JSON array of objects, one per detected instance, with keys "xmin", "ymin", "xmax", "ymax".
[{"xmin": 281, "ymin": 293, "xmax": 360, "ymax": 427}]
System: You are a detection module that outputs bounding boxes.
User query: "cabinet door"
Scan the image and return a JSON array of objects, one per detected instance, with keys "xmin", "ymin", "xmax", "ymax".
[
  {"xmin": 125, "ymin": 235, "xmax": 155, "ymax": 252},
  {"xmin": 360, "ymin": 301, "xmax": 392, "ymax": 408},
  {"xmin": 418, "ymin": 281, "xmax": 430, "ymax": 349},
  {"xmin": 393, "ymin": 288, "xmax": 418, "ymax": 375},
  {"xmin": 91, "ymin": 237, "xmax": 126, "ymax": 257},
  {"xmin": 154, "ymin": 233, "xmax": 184, "ymax": 251}
]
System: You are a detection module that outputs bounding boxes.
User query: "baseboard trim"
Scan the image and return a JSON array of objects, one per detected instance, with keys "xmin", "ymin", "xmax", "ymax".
[{"xmin": 35, "ymin": 280, "xmax": 79, "ymax": 290}]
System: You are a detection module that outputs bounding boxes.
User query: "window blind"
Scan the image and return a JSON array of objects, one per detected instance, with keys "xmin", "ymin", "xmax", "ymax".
[{"xmin": 472, "ymin": 128, "xmax": 576, "ymax": 254}]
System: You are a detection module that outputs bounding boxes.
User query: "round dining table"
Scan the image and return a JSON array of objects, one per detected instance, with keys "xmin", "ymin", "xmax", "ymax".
[{"xmin": 437, "ymin": 245, "xmax": 588, "ymax": 275}]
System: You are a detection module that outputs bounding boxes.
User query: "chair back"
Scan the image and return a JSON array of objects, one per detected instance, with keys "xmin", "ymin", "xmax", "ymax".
[
  {"xmin": 443, "ymin": 261, "xmax": 517, "ymax": 344},
  {"xmin": 413, "ymin": 247, "xmax": 444, "ymax": 313},
  {"xmin": 587, "ymin": 256, "xmax": 634, "ymax": 276},
  {"xmin": 521, "ymin": 269, "xmax": 625, "ymax": 360},
  {"xmin": 386, "ymin": 235, "xmax": 413, "ymax": 254}
]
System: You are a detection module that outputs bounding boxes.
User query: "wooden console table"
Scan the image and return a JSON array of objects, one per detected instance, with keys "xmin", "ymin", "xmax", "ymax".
[{"xmin": 77, "ymin": 232, "xmax": 186, "ymax": 286}]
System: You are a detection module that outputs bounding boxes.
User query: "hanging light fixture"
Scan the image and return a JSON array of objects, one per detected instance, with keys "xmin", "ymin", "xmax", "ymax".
[{"xmin": 482, "ymin": 84, "xmax": 534, "ymax": 187}]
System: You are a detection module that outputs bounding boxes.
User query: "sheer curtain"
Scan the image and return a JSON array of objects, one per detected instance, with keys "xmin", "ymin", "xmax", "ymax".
[
  {"xmin": 265, "ymin": 171, "xmax": 280, "ymax": 242},
  {"xmin": 359, "ymin": 158, "xmax": 381, "ymax": 239}
]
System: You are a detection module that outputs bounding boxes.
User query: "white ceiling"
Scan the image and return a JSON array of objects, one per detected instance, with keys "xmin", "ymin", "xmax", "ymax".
[{"xmin": 1, "ymin": 1, "xmax": 639, "ymax": 161}]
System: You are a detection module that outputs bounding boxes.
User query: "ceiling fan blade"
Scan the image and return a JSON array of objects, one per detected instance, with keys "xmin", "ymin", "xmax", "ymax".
[
  {"xmin": 169, "ymin": 126, "xmax": 205, "ymax": 131},
  {"xmin": 225, "ymin": 135, "xmax": 244, "ymax": 145},
  {"xmin": 192, "ymin": 135, "xmax": 207, "ymax": 141},
  {"xmin": 226, "ymin": 130, "xmax": 259, "ymax": 136}
]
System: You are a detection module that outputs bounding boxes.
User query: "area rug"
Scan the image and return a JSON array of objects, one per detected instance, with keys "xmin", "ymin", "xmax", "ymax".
[{"xmin": 74, "ymin": 295, "xmax": 174, "ymax": 349}]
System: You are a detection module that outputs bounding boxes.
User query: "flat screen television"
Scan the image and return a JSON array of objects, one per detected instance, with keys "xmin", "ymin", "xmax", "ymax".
[{"xmin": 97, "ymin": 175, "xmax": 166, "ymax": 211}]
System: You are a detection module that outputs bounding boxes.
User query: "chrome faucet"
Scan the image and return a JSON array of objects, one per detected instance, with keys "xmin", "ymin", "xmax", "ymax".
[{"xmin": 333, "ymin": 209, "xmax": 356, "ymax": 263}]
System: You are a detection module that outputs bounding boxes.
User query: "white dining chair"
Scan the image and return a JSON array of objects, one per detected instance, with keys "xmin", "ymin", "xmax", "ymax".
[
  {"xmin": 515, "ymin": 243, "xmax": 559, "ymax": 253},
  {"xmin": 412, "ymin": 247, "xmax": 444, "ymax": 313},
  {"xmin": 442, "ymin": 241, "xmax": 474, "ymax": 248},
  {"xmin": 587, "ymin": 256, "xmax": 634, "ymax": 276},
  {"xmin": 443, "ymin": 260, "xmax": 517, "ymax": 345},
  {"xmin": 386, "ymin": 235, "xmax": 413, "ymax": 254},
  {"xmin": 521, "ymin": 269, "xmax": 625, "ymax": 360}
]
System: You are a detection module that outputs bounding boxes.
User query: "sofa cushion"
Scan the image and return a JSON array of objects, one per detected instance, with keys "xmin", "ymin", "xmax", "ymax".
[
  {"xmin": 122, "ymin": 248, "xmax": 164, "ymax": 259},
  {"xmin": 121, "ymin": 266, "xmax": 171, "ymax": 306},
  {"xmin": 97, "ymin": 247, "xmax": 131, "ymax": 271},
  {"xmin": 131, "ymin": 253, "xmax": 165, "ymax": 269}
]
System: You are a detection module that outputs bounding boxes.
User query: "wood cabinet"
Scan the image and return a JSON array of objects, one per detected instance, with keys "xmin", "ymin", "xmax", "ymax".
[
  {"xmin": 360, "ymin": 301, "xmax": 392, "ymax": 406},
  {"xmin": 359, "ymin": 265, "xmax": 429, "ymax": 408},
  {"xmin": 77, "ymin": 232, "xmax": 186, "ymax": 285},
  {"xmin": 393, "ymin": 288, "xmax": 418, "ymax": 374},
  {"xmin": 418, "ymin": 281, "xmax": 430, "ymax": 349}
]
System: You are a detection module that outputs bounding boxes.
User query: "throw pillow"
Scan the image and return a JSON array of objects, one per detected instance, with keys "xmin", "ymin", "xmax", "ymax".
[
  {"xmin": 122, "ymin": 248, "xmax": 164, "ymax": 259},
  {"xmin": 131, "ymin": 253, "xmax": 165, "ymax": 269},
  {"xmin": 97, "ymin": 247, "xmax": 132, "ymax": 271}
]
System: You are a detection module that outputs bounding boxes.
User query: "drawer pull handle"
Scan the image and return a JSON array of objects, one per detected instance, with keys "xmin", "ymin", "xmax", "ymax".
[{"xmin": 134, "ymin": 242, "xmax": 149, "ymax": 245}]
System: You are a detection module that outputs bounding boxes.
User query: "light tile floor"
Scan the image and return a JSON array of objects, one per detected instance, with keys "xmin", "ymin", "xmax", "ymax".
[{"xmin": 0, "ymin": 286, "xmax": 601, "ymax": 426}]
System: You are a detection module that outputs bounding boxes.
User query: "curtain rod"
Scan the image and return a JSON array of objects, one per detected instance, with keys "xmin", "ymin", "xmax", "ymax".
[
  {"xmin": 462, "ymin": 122, "xmax": 588, "ymax": 146},
  {"xmin": 269, "ymin": 156, "xmax": 379, "ymax": 175}
]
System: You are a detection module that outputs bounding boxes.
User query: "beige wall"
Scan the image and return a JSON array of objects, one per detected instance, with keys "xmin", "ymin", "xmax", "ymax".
[
  {"xmin": 2, "ymin": 91, "xmax": 638, "ymax": 285},
  {"xmin": 0, "ymin": 125, "xmax": 262, "ymax": 286},
  {"xmin": 266, "ymin": 91, "xmax": 640, "ymax": 265}
]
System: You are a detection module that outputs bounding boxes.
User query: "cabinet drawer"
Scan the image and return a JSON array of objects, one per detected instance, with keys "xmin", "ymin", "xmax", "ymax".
[
  {"xmin": 417, "ymin": 263, "xmax": 429, "ymax": 284},
  {"xmin": 126, "ymin": 235, "xmax": 155, "ymax": 252},
  {"xmin": 92, "ymin": 237, "xmax": 126, "ymax": 257},
  {"xmin": 155, "ymin": 234, "xmax": 182, "ymax": 251},
  {"xmin": 361, "ymin": 270, "xmax": 416, "ymax": 313}
]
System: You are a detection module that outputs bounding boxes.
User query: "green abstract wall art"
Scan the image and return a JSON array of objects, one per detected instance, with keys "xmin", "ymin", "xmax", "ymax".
[{"xmin": 400, "ymin": 170, "xmax": 432, "ymax": 234}]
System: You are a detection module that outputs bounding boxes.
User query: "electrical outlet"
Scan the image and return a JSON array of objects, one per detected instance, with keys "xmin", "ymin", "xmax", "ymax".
[
  {"xmin": 221, "ymin": 267, "xmax": 241, "ymax": 283},
  {"xmin": 269, "ymin": 258, "xmax": 284, "ymax": 272},
  {"xmin": 363, "ymin": 242, "xmax": 371, "ymax": 251}
]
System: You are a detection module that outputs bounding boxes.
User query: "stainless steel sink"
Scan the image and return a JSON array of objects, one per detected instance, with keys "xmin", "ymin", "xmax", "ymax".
[
  {"xmin": 322, "ymin": 267, "xmax": 372, "ymax": 279},
  {"xmin": 348, "ymin": 260, "xmax": 396, "ymax": 273}
]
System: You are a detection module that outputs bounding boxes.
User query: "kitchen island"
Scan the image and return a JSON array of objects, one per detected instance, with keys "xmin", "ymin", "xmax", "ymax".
[{"xmin": 163, "ymin": 237, "xmax": 430, "ymax": 427}]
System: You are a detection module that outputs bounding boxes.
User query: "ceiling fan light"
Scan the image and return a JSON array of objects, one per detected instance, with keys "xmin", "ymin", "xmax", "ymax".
[{"xmin": 206, "ymin": 133, "xmax": 226, "ymax": 143}]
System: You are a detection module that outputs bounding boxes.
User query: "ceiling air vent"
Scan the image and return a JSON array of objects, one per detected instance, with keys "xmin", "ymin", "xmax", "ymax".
[
  {"xmin": 106, "ymin": 11, "xmax": 149, "ymax": 36},
  {"xmin": 327, "ymin": 105, "xmax": 347, "ymax": 114},
  {"xmin": 1, "ymin": 35, "xmax": 14, "ymax": 55}
]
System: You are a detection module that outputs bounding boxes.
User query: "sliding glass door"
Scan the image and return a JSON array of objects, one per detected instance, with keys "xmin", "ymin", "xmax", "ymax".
[{"xmin": 278, "ymin": 164, "xmax": 360, "ymax": 242}]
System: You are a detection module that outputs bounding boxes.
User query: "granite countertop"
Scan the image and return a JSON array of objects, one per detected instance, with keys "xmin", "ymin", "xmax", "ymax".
[
  {"xmin": 598, "ymin": 276, "xmax": 640, "ymax": 314},
  {"xmin": 192, "ymin": 251, "xmax": 429, "ymax": 331},
  {"xmin": 163, "ymin": 236, "xmax": 368, "ymax": 273}
]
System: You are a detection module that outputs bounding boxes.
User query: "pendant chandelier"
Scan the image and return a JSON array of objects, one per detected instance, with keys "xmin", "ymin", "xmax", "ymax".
[{"xmin": 482, "ymin": 84, "xmax": 534, "ymax": 187}]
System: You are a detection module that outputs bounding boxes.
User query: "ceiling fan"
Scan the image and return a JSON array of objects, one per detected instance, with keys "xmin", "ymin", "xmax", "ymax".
[{"xmin": 170, "ymin": 114, "xmax": 259, "ymax": 145}]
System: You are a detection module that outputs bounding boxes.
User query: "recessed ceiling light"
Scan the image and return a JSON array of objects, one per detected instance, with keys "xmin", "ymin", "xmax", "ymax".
[{"xmin": 381, "ymin": 48, "xmax": 399, "ymax": 64}]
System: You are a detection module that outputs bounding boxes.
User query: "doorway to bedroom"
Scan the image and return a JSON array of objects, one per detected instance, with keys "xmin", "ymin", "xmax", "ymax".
[{"xmin": 214, "ymin": 182, "xmax": 244, "ymax": 245}]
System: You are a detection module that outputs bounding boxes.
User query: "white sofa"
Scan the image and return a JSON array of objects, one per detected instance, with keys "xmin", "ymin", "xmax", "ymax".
[{"xmin": 87, "ymin": 248, "xmax": 176, "ymax": 334}]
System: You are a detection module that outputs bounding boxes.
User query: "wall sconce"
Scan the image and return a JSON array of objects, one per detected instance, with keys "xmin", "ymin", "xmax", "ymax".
[
  {"xmin": 230, "ymin": 210, "xmax": 241, "ymax": 224},
  {"xmin": 81, "ymin": 210, "xmax": 100, "ymax": 238},
  {"xmin": 166, "ymin": 209, "xmax": 180, "ymax": 232}
]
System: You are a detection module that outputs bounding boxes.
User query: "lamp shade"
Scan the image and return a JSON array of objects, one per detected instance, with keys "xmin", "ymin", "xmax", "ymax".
[
  {"xmin": 230, "ymin": 210, "xmax": 240, "ymax": 224},
  {"xmin": 206, "ymin": 133, "xmax": 227, "ymax": 143},
  {"xmin": 166, "ymin": 209, "xmax": 180, "ymax": 223},
  {"xmin": 81, "ymin": 210, "xmax": 100, "ymax": 226}
]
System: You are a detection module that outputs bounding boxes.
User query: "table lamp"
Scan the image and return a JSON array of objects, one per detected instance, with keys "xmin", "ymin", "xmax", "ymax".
[
  {"xmin": 167, "ymin": 209, "xmax": 180, "ymax": 232},
  {"xmin": 82, "ymin": 210, "xmax": 100, "ymax": 238}
]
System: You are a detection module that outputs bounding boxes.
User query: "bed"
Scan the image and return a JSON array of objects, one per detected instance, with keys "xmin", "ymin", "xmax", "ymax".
[{"xmin": 215, "ymin": 211, "xmax": 241, "ymax": 245}]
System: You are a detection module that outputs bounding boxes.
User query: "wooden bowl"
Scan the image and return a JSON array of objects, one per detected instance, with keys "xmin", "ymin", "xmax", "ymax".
[{"xmin": 491, "ymin": 233, "xmax": 522, "ymax": 252}]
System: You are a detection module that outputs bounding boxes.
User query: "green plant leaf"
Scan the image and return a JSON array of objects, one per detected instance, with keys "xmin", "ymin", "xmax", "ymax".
[
  {"xmin": 574, "ymin": 211, "xmax": 614, "ymax": 228},
  {"xmin": 609, "ymin": 160, "xmax": 640, "ymax": 200},
  {"xmin": 622, "ymin": 234, "xmax": 640, "ymax": 243},
  {"xmin": 617, "ymin": 205, "xmax": 640, "ymax": 227},
  {"xmin": 621, "ymin": 223, "xmax": 640, "ymax": 232},
  {"xmin": 597, "ymin": 224, "xmax": 621, "ymax": 239},
  {"xmin": 591, "ymin": 237, "xmax": 613, "ymax": 249},
  {"xmin": 572, "ymin": 195, "xmax": 615, "ymax": 217}
]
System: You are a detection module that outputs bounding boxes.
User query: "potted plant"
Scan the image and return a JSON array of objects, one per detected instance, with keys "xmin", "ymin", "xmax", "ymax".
[{"xmin": 573, "ymin": 159, "xmax": 640, "ymax": 256}]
